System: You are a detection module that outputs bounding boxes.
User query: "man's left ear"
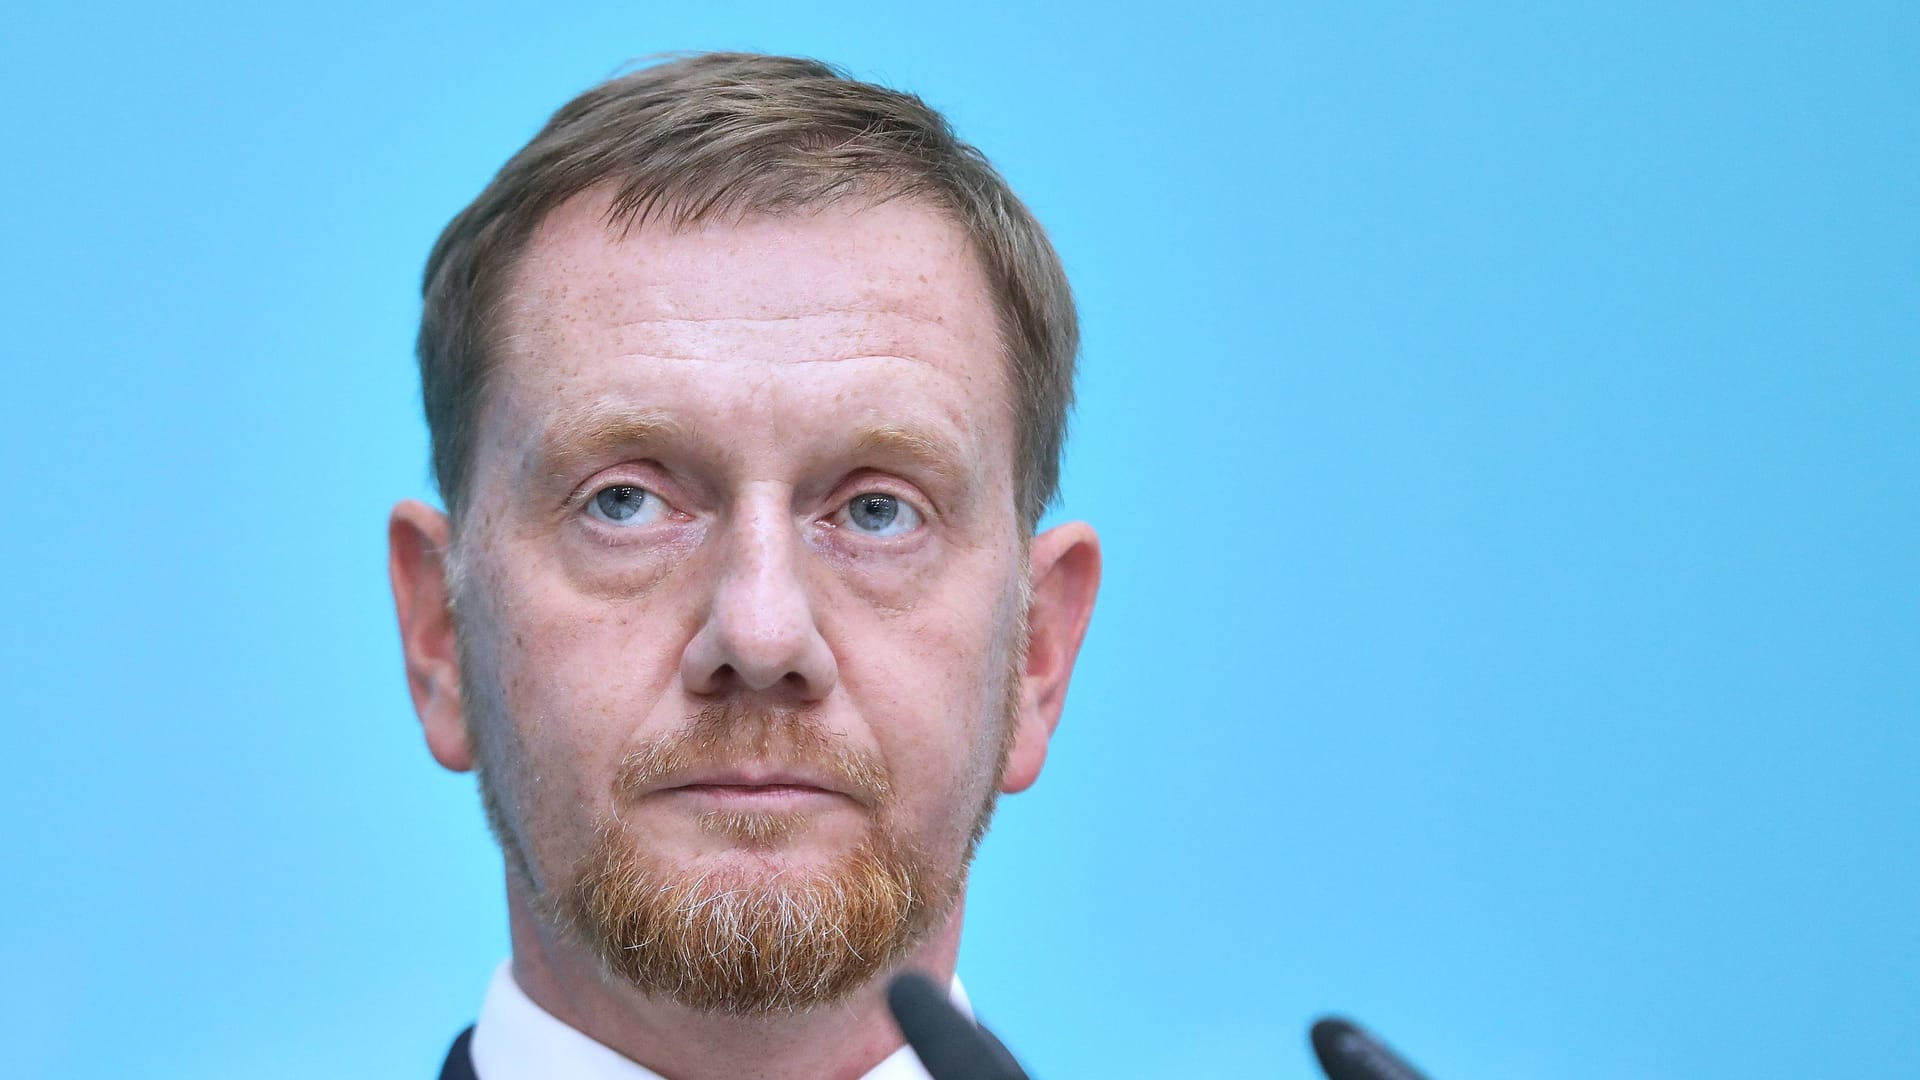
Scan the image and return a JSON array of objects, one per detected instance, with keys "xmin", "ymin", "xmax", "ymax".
[{"xmin": 1001, "ymin": 521, "xmax": 1101, "ymax": 794}]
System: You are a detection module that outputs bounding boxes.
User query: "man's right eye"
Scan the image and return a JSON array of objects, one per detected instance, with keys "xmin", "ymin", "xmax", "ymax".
[{"xmin": 586, "ymin": 484, "xmax": 667, "ymax": 526}]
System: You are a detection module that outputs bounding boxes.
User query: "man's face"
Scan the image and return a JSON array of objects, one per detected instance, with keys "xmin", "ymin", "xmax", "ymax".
[{"xmin": 444, "ymin": 194, "xmax": 1032, "ymax": 1006}]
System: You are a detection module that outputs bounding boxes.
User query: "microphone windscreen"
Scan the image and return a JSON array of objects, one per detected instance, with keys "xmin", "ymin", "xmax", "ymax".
[
  {"xmin": 1310, "ymin": 1016, "xmax": 1431, "ymax": 1080},
  {"xmin": 886, "ymin": 971, "xmax": 1028, "ymax": 1080}
]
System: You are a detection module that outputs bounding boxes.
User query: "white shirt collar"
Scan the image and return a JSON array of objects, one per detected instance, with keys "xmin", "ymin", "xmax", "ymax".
[{"xmin": 469, "ymin": 961, "xmax": 971, "ymax": 1080}]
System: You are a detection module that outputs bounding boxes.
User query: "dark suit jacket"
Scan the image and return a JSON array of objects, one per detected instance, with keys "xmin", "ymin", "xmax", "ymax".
[{"xmin": 439, "ymin": 1027, "xmax": 478, "ymax": 1080}]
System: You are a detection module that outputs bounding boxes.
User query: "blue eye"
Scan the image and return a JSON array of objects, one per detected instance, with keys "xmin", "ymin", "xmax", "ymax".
[
  {"xmin": 844, "ymin": 493, "xmax": 922, "ymax": 536},
  {"xmin": 586, "ymin": 484, "xmax": 667, "ymax": 526}
]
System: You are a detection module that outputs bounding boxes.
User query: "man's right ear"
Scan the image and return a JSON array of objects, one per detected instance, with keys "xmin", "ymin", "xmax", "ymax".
[{"xmin": 388, "ymin": 499, "xmax": 473, "ymax": 773}]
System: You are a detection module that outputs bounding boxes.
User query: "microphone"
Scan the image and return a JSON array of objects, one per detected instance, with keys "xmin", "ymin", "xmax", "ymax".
[
  {"xmin": 886, "ymin": 971, "xmax": 1031, "ymax": 1080},
  {"xmin": 1310, "ymin": 1016, "xmax": 1432, "ymax": 1080}
]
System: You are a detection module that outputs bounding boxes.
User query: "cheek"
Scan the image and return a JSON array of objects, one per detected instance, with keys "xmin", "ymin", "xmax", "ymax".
[
  {"xmin": 490, "ymin": 530, "xmax": 692, "ymax": 718},
  {"xmin": 813, "ymin": 532, "xmax": 944, "ymax": 612},
  {"xmin": 464, "ymin": 554, "xmax": 691, "ymax": 859},
  {"xmin": 848, "ymin": 584, "xmax": 1022, "ymax": 829}
]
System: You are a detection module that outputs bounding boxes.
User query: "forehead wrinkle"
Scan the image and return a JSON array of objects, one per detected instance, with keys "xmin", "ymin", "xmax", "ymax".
[
  {"xmin": 588, "ymin": 310, "xmax": 973, "ymax": 372},
  {"xmin": 606, "ymin": 305, "xmax": 959, "ymax": 329},
  {"xmin": 602, "ymin": 351, "xmax": 940, "ymax": 368},
  {"xmin": 515, "ymin": 232, "xmax": 973, "ymax": 332}
]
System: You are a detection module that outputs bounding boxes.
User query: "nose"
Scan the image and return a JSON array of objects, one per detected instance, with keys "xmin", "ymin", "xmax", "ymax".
[{"xmin": 680, "ymin": 495, "xmax": 838, "ymax": 701}]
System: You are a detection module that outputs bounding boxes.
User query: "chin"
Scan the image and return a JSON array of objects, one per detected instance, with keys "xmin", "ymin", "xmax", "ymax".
[{"xmin": 555, "ymin": 814, "xmax": 951, "ymax": 1015}]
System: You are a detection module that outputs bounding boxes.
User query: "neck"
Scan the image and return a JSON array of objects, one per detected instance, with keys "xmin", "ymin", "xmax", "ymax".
[{"xmin": 504, "ymin": 875, "xmax": 966, "ymax": 1080}]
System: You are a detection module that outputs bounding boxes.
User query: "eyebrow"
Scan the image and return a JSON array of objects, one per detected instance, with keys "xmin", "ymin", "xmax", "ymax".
[
  {"xmin": 529, "ymin": 403, "xmax": 688, "ymax": 481},
  {"xmin": 525, "ymin": 404, "xmax": 978, "ymax": 501},
  {"xmin": 851, "ymin": 422, "xmax": 975, "ymax": 497}
]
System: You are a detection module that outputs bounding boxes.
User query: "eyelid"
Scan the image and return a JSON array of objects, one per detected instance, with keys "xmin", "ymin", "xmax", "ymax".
[
  {"xmin": 828, "ymin": 490, "xmax": 929, "ymax": 541},
  {"xmin": 565, "ymin": 482, "xmax": 688, "ymax": 538},
  {"xmin": 561, "ymin": 461, "xmax": 687, "ymax": 514},
  {"xmin": 577, "ymin": 482, "xmax": 664, "ymax": 527},
  {"xmin": 830, "ymin": 472, "xmax": 935, "ymax": 521}
]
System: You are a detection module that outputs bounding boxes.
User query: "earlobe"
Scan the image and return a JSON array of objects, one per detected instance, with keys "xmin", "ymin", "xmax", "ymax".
[
  {"xmin": 388, "ymin": 499, "xmax": 473, "ymax": 773},
  {"xmin": 1001, "ymin": 521, "xmax": 1101, "ymax": 794}
]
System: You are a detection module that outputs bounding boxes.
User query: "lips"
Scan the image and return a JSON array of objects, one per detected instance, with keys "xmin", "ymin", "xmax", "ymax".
[
  {"xmin": 646, "ymin": 765, "xmax": 863, "ymax": 811},
  {"xmin": 663, "ymin": 766, "xmax": 846, "ymax": 795},
  {"xmin": 609, "ymin": 707, "xmax": 894, "ymax": 810},
  {"xmin": 677, "ymin": 782, "xmax": 827, "ymax": 794}
]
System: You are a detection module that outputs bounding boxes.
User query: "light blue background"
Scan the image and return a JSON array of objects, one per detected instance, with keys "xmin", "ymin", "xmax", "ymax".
[{"xmin": 3, "ymin": 3, "xmax": 1914, "ymax": 1078}]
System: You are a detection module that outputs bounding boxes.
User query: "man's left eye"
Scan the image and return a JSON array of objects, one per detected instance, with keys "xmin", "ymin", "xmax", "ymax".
[{"xmin": 841, "ymin": 493, "xmax": 923, "ymax": 537}]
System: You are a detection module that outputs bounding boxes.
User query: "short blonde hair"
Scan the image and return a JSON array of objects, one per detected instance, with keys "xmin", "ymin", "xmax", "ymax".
[{"xmin": 418, "ymin": 52, "xmax": 1078, "ymax": 531}]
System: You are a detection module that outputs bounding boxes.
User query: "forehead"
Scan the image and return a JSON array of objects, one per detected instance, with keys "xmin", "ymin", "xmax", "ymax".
[
  {"xmin": 474, "ymin": 193, "xmax": 1015, "ymax": 492},
  {"xmin": 497, "ymin": 192, "xmax": 1003, "ymax": 385},
  {"xmin": 513, "ymin": 189, "xmax": 994, "ymax": 318}
]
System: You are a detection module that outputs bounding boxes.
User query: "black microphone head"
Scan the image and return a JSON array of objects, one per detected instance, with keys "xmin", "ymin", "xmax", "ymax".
[
  {"xmin": 1310, "ymin": 1016, "xmax": 1431, "ymax": 1080},
  {"xmin": 886, "ymin": 970, "xmax": 1027, "ymax": 1080}
]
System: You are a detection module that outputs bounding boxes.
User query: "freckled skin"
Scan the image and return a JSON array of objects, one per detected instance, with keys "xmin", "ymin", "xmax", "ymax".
[
  {"xmin": 461, "ymin": 195, "xmax": 1024, "ymax": 891},
  {"xmin": 389, "ymin": 193, "xmax": 1101, "ymax": 1080}
]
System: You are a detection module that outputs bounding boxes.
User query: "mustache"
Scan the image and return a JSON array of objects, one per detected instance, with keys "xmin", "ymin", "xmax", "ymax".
[{"xmin": 610, "ymin": 702, "xmax": 893, "ymax": 810}]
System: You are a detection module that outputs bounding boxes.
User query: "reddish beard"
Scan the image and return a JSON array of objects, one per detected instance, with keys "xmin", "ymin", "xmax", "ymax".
[{"xmin": 545, "ymin": 703, "xmax": 975, "ymax": 1015}]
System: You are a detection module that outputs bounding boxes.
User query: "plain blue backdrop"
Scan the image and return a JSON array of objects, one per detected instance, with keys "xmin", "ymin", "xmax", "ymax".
[{"xmin": 3, "ymin": 3, "xmax": 1914, "ymax": 1077}]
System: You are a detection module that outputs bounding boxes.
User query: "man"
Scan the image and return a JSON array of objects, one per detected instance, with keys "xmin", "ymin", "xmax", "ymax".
[{"xmin": 388, "ymin": 52, "xmax": 1101, "ymax": 1080}]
